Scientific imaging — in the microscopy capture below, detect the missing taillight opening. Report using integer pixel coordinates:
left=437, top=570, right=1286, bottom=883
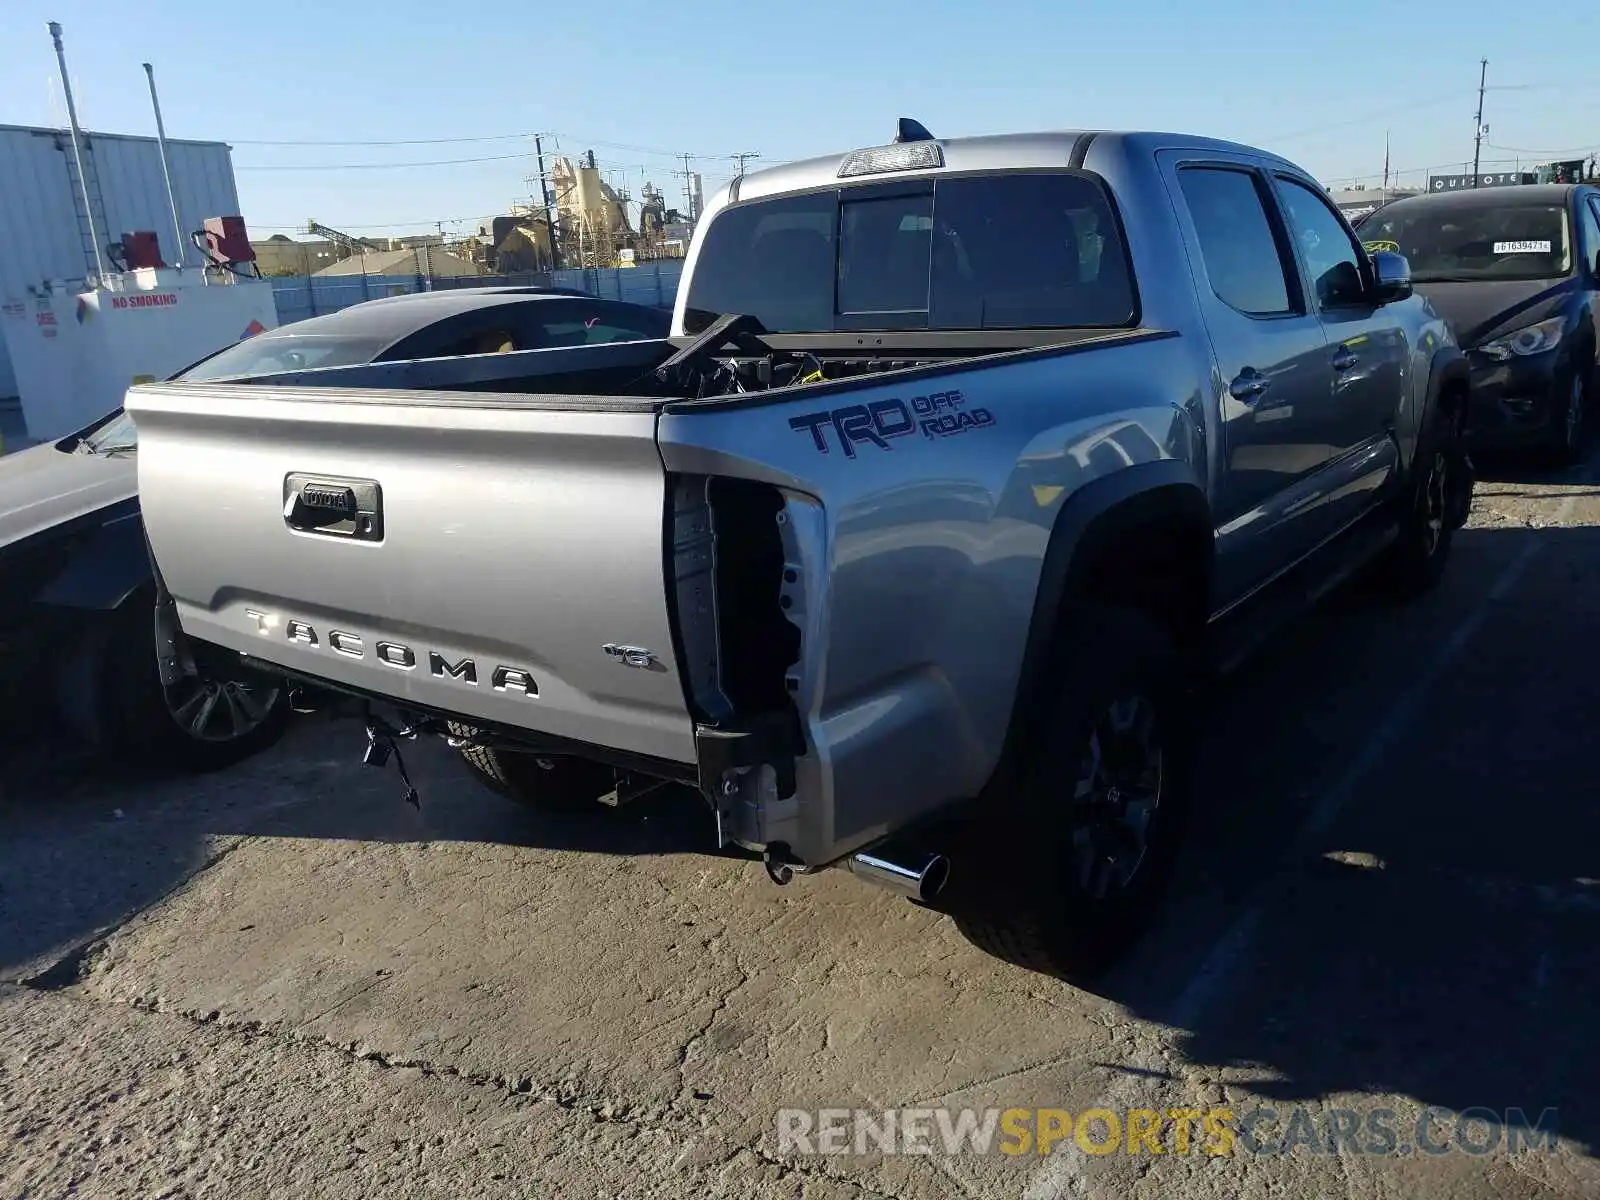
left=668, top=475, right=802, bottom=724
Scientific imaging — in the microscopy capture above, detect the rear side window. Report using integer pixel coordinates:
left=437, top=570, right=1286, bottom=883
left=179, top=333, right=388, bottom=380
left=684, top=172, right=1136, bottom=333
left=1177, top=167, right=1294, bottom=316
left=534, top=316, right=665, bottom=347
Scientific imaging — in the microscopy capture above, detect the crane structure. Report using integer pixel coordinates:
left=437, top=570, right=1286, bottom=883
left=305, top=219, right=383, bottom=255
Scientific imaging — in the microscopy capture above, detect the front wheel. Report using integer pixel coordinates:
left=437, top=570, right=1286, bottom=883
left=949, top=607, right=1197, bottom=981
left=1549, top=367, right=1591, bottom=466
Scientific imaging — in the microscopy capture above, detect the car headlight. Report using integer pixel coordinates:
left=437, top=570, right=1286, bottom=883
left=1477, top=315, right=1567, bottom=361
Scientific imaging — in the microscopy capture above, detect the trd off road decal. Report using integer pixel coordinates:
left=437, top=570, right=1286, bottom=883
left=788, top=389, right=996, bottom=457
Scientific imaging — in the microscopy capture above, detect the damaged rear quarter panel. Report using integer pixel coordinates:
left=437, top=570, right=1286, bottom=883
left=656, top=335, right=1206, bottom=865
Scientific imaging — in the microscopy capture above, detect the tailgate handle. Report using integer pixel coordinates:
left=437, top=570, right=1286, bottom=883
left=284, top=473, right=384, bottom=541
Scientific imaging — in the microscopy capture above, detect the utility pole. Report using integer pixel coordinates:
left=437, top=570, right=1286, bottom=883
left=678, top=152, right=697, bottom=223
left=533, top=133, right=560, bottom=270
left=729, top=151, right=761, bottom=177
left=1471, top=58, right=1488, bottom=188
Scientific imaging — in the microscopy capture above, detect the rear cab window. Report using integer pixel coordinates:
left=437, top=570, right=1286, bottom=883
left=684, top=172, right=1138, bottom=334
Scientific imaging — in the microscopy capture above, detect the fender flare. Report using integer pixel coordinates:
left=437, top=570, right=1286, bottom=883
left=983, top=460, right=1212, bottom=795
left=1420, top=345, right=1470, bottom=441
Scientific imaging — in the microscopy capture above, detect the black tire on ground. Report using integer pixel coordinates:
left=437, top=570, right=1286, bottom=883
left=1377, top=402, right=1467, bottom=601
left=949, top=606, right=1197, bottom=982
left=1547, top=362, right=1592, bottom=467
left=447, top=721, right=616, bottom=811
left=97, top=595, right=291, bottom=773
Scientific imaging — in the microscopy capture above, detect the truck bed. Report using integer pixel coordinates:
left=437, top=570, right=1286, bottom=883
left=128, top=326, right=1185, bottom=852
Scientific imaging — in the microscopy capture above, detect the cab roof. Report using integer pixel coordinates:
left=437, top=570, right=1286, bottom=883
left=728, top=128, right=1312, bottom=204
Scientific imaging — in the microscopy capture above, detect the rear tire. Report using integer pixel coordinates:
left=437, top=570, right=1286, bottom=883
left=95, top=596, right=291, bottom=773
left=448, top=721, right=615, bottom=811
left=949, top=607, right=1197, bottom=981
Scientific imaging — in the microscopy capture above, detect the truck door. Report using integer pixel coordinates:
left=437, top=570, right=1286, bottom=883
left=1266, top=171, right=1405, bottom=535
left=1158, top=155, right=1338, bottom=607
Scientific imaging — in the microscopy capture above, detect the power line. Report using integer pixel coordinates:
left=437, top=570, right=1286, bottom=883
left=1487, top=139, right=1600, bottom=156
left=1257, top=93, right=1466, bottom=145
left=236, top=151, right=532, bottom=171
left=252, top=215, right=501, bottom=230
left=229, top=130, right=545, bottom=146
left=227, top=126, right=735, bottom=161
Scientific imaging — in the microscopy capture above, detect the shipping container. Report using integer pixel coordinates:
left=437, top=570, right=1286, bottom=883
left=0, top=123, right=241, bottom=402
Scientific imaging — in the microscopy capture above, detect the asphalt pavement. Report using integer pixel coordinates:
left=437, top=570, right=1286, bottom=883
left=2, top=447, right=1597, bottom=1200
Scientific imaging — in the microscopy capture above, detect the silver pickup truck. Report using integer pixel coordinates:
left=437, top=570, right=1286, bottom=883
left=128, top=122, right=1473, bottom=978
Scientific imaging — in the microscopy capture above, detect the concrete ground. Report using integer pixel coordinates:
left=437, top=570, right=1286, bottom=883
left=2, top=451, right=1598, bottom=1199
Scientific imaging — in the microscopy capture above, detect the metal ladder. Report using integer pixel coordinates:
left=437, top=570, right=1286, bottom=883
left=58, top=131, right=112, bottom=282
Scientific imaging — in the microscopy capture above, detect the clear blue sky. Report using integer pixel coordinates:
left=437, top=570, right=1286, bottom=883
left=5, top=0, right=1599, bottom=238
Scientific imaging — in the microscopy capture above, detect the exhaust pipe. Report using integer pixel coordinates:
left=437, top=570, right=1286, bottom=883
left=847, top=845, right=950, bottom=903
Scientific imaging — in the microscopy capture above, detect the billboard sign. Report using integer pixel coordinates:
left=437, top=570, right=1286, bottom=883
left=1426, top=172, right=1536, bottom=192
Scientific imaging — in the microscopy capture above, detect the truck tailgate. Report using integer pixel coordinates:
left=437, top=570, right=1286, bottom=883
left=128, top=382, right=696, bottom=765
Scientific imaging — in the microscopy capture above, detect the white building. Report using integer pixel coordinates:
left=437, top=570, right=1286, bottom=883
left=1326, top=186, right=1422, bottom=223
left=0, top=122, right=242, bottom=399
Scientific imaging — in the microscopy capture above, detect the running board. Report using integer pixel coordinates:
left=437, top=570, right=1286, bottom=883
left=1210, top=515, right=1400, bottom=678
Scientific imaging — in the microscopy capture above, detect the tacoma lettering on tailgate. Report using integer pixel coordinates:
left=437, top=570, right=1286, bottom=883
left=243, top=610, right=539, bottom=696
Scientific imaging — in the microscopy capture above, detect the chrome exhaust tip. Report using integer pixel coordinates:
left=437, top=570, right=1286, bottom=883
left=846, top=846, right=950, bottom=903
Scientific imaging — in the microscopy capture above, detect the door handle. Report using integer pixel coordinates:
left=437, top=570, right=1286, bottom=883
left=1229, top=369, right=1271, bottom=402
left=1332, top=346, right=1359, bottom=371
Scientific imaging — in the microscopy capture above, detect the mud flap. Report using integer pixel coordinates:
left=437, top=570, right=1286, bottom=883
left=143, top=526, right=193, bottom=688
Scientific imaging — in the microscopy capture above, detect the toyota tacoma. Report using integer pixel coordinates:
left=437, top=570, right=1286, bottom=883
left=126, top=122, right=1473, bottom=978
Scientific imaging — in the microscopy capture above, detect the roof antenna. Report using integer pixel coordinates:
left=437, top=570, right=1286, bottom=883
left=894, top=118, right=935, bottom=144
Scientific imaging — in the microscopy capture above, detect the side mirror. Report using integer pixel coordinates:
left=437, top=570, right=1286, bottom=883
left=1371, top=250, right=1413, bottom=304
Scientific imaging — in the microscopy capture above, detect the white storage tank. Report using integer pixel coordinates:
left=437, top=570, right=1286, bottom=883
left=0, top=123, right=243, bottom=405
left=2, top=267, right=277, bottom=442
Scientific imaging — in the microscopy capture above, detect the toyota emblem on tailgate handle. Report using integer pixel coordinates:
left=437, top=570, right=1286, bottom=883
left=283, top=472, right=384, bottom=542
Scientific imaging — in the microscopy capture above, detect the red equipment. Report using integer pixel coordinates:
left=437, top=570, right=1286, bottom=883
left=119, top=230, right=166, bottom=269
left=201, top=216, right=255, bottom=266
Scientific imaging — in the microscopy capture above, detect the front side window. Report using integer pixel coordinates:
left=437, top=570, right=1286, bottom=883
left=683, top=172, right=1136, bottom=333
left=1357, top=200, right=1574, bottom=282
left=1275, top=176, right=1367, bottom=308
